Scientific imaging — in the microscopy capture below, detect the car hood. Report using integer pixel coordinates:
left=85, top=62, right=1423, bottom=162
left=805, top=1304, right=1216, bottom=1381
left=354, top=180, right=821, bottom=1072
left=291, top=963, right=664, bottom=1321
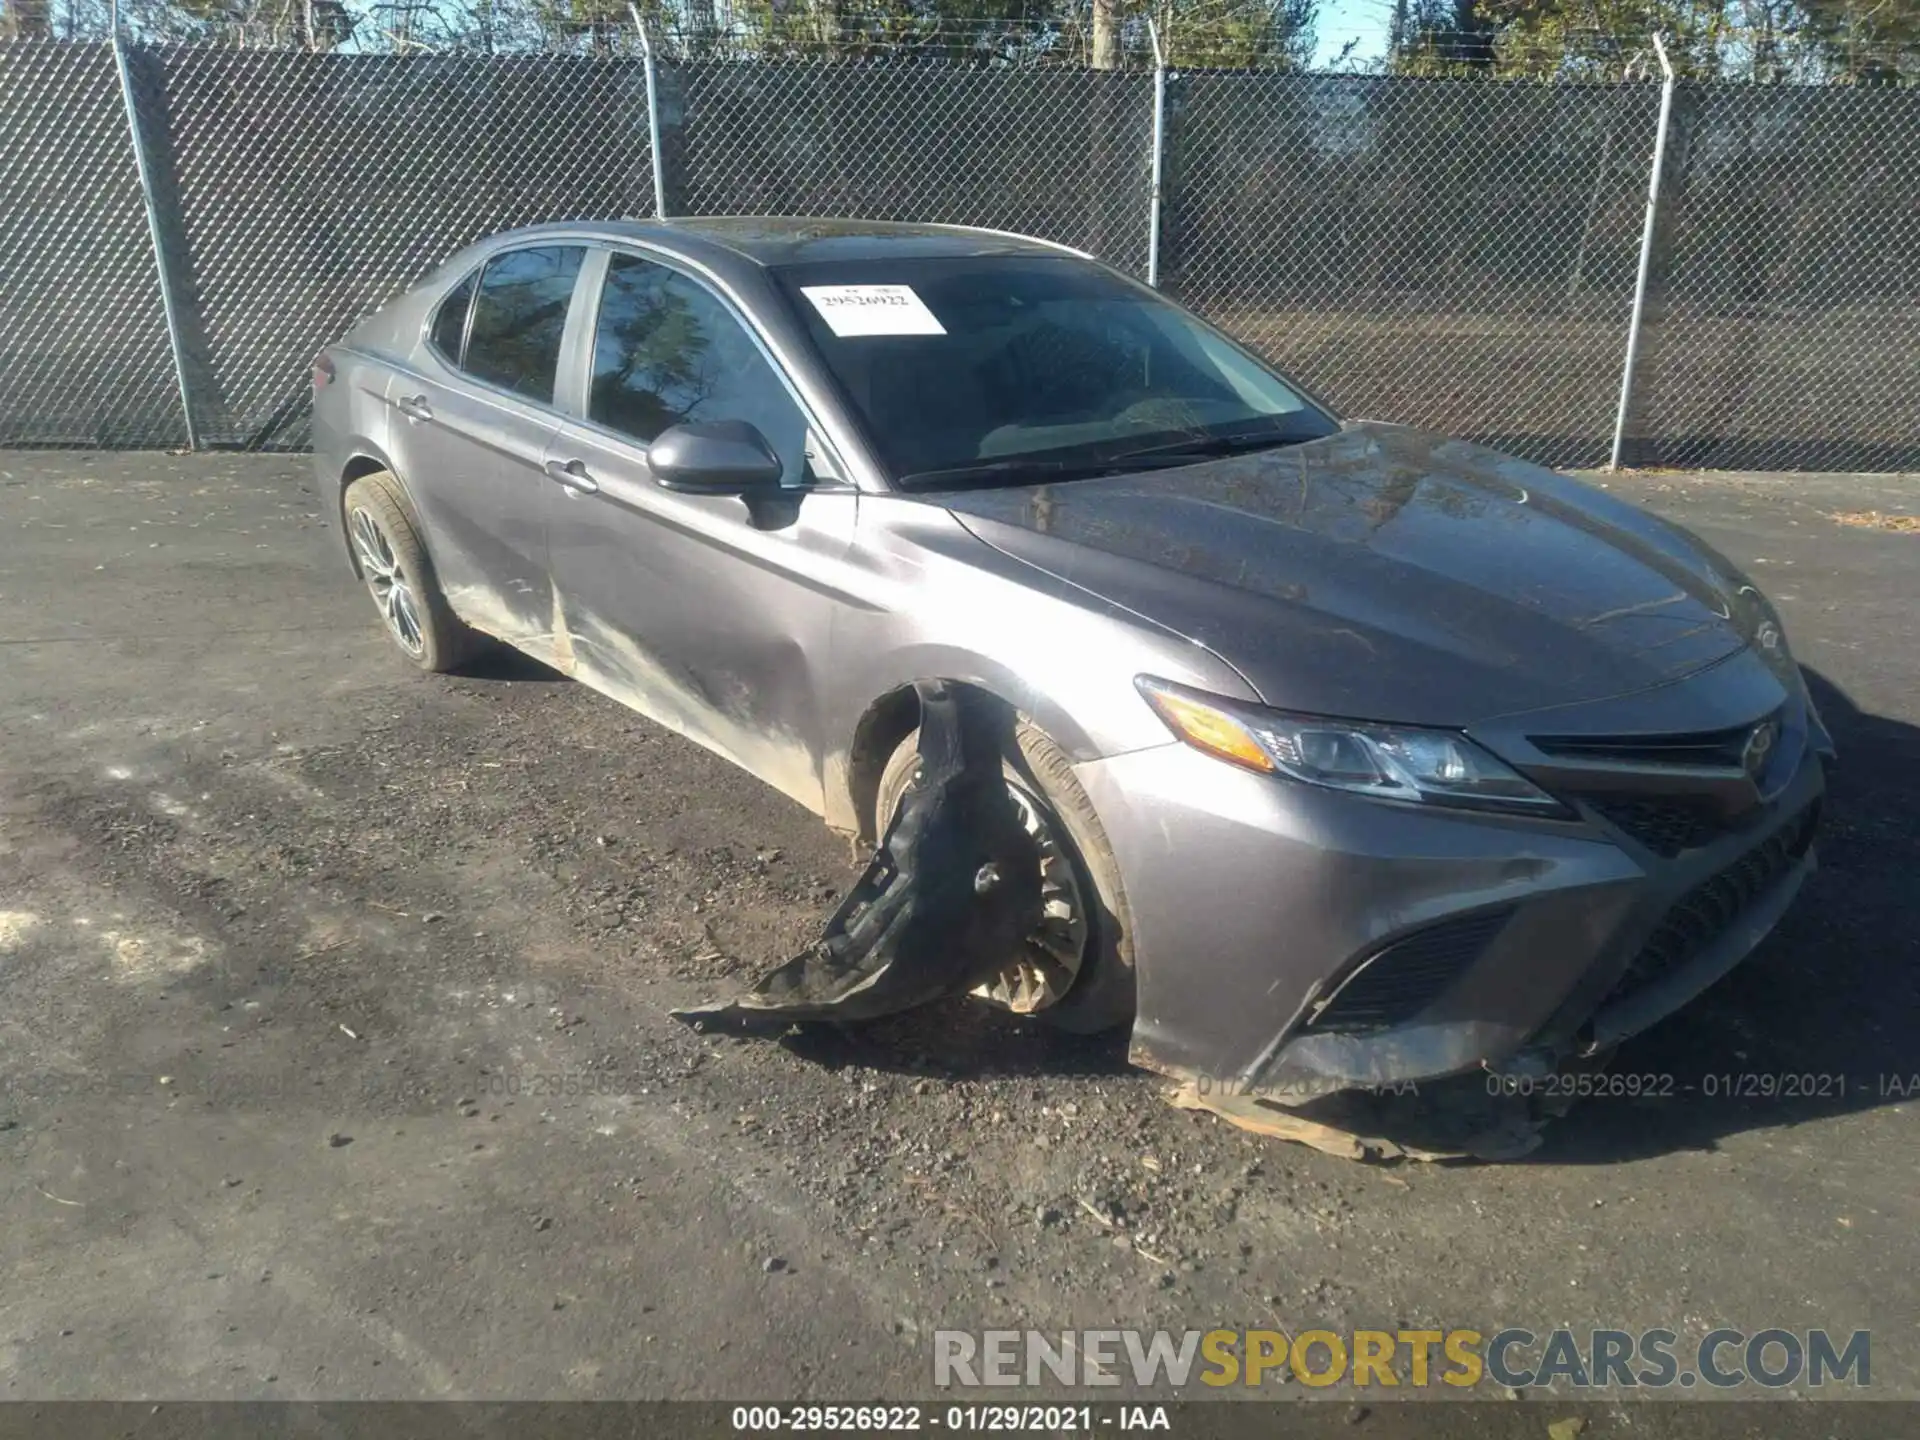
left=936, top=421, right=1764, bottom=726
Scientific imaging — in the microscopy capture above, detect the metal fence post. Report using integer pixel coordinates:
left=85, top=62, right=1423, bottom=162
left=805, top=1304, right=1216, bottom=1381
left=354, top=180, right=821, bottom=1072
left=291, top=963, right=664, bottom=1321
left=1145, top=20, right=1168, bottom=288
left=111, top=0, right=199, bottom=449
left=630, top=5, right=669, bottom=219
left=1608, top=32, right=1675, bottom=472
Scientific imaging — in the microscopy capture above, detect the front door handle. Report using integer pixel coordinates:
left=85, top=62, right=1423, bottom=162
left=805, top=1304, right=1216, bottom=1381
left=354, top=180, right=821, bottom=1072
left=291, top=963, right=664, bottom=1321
left=396, top=394, right=432, bottom=423
left=544, top=457, right=599, bottom=495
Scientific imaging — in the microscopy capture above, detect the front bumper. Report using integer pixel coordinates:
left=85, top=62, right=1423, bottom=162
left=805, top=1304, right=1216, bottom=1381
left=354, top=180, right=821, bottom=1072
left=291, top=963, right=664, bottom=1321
left=1076, top=690, right=1827, bottom=1098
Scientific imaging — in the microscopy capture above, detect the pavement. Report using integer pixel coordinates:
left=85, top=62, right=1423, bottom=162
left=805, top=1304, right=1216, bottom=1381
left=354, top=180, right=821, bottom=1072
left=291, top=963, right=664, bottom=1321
left=1, top=452, right=1917, bottom=1415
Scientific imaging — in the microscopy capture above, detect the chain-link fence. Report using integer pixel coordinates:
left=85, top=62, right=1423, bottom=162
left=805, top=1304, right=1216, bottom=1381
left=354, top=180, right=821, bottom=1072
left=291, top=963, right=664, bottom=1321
left=0, top=41, right=184, bottom=446
left=127, top=48, right=656, bottom=446
left=1163, top=74, right=1661, bottom=464
left=1635, top=82, right=1920, bottom=471
left=666, top=64, right=1154, bottom=271
left=0, top=28, right=1915, bottom=470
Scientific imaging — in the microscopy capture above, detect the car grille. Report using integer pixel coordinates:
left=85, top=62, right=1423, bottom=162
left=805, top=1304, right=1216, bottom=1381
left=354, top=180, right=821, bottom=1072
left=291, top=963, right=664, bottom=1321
left=1541, top=710, right=1794, bottom=856
left=1307, top=907, right=1515, bottom=1036
left=1531, top=722, right=1763, bottom=769
left=1579, top=794, right=1730, bottom=857
left=1607, top=801, right=1820, bottom=1003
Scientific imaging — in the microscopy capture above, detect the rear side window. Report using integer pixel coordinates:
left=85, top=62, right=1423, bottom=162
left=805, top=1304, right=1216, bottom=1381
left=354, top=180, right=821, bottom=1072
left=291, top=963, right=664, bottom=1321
left=428, top=270, right=476, bottom=362
left=462, top=246, right=586, bottom=404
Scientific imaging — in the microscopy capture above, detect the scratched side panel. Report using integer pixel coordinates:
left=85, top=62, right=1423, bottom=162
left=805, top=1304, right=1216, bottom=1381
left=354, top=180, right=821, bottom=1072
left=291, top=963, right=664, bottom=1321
left=544, top=422, right=873, bottom=818
left=816, top=496, right=1260, bottom=832
left=380, top=361, right=563, bottom=663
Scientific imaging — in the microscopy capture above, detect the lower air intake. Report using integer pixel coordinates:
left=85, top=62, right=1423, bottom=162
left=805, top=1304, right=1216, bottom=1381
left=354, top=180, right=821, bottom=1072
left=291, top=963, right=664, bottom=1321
left=1607, top=800, right=1821, bottom=1005
left=1306, top=907, right=1516, bottom=1036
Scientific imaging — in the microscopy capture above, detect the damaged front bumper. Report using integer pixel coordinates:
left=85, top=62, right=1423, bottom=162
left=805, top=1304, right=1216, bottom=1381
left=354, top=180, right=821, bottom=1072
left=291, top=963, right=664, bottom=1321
left=1076, top=707, right=1827, bottom=1100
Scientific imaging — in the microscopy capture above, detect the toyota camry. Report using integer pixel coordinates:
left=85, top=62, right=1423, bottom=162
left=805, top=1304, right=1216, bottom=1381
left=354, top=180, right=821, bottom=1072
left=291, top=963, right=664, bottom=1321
left=310, top=218, right=1831, bottom=1097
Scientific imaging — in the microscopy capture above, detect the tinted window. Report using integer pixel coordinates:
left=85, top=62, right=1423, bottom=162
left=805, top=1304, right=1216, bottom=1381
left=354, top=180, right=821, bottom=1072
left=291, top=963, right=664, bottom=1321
left=770, top=254, right=1336, bottom=485
left=428, top=270, right=475, bottom=362
left=463, top=246, right=585, bottom=403
left=590, top=252, right=807, bottom=481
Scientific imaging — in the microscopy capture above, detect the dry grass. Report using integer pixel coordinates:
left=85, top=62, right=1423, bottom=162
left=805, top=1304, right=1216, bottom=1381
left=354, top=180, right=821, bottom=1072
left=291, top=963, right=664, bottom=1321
left=1829, top=510, right=1920, bottom=533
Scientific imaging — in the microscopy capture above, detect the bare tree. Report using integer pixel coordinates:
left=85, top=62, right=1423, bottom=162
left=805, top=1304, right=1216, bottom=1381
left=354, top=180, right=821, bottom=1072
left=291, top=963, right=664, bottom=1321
left=1091, top=0, right=1120, bottom=67
left=2, top=0, right=55, bottom=36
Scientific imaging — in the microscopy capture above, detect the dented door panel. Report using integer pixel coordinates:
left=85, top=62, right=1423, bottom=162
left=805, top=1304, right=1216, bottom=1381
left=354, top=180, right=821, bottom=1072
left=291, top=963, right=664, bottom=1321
left=383, top=363, right=562, bottom=660
left=542, top=420, right=868, bottom=815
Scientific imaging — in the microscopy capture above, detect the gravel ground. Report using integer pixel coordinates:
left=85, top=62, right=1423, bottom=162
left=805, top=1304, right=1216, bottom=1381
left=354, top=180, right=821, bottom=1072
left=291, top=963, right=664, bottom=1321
left=1, top=452, right=1917, bottom=1413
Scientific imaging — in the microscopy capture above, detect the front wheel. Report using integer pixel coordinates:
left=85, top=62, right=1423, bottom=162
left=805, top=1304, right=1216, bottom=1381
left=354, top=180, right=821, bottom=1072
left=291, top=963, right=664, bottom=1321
left=873, top=716, right=1134, bottom=1032
left=343, top=471, right=481, bottom=673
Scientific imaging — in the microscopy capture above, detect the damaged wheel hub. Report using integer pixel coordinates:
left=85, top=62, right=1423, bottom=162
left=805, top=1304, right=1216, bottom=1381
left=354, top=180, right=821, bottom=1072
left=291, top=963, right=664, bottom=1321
left=874, top=757, right=1090, bottom=1016
left=970, top=783, right=1088, bottom=1013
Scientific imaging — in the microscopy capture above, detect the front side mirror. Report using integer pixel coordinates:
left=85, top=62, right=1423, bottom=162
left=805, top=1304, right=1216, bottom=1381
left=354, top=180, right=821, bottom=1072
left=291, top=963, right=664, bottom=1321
left=646, top=420, right=784, bottom=496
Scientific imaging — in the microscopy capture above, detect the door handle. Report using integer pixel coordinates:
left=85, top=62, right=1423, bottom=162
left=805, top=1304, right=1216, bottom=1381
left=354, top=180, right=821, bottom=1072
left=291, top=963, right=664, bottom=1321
left=396, top=394, right=433, bottom=423
left=544, top=457, right=599, bottom=495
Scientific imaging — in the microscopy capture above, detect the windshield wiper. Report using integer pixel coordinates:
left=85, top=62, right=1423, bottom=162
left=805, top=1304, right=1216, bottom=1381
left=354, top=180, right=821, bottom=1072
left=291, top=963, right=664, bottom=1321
left=896, top=455, right=1137, bottom=488
left=899, top=428, right=1312, bottom=490
left=1100, top=428, right=1312, bottom=466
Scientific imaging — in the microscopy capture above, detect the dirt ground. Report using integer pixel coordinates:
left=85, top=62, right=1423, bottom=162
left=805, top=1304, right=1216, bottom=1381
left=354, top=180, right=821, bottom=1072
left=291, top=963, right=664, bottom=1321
left=2, top=453, right=1917, bottom=1410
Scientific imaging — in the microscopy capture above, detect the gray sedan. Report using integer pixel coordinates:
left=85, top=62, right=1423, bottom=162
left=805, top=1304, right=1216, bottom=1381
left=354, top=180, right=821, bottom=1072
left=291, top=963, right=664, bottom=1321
left=311, top=217, right=1831, bottom=1097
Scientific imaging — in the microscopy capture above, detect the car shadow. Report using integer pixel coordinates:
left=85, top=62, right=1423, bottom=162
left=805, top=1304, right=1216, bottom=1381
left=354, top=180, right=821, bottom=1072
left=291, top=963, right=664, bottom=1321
left=1530, top=666, right=1920, bottom=1163
left=452, top=641, right=571, bottom=684
left=769, top=996, right=1138, bottom=1082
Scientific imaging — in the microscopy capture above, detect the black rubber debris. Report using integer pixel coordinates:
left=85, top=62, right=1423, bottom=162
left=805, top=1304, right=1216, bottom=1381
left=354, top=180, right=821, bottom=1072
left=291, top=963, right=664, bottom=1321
left=672, top=680, right=1042, bottom=1032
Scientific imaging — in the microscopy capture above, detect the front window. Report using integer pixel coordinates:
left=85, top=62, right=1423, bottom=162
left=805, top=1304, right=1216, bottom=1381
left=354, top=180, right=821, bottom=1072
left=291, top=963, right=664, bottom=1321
left=589, top=251, right=809, bottom=482
left=770, top=254, right=1337, bottom=487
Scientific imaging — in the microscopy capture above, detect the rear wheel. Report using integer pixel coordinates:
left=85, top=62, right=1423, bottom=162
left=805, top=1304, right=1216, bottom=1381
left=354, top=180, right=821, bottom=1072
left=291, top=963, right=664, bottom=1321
left=873, top=716, right=1134, bottom=1031
left=343, top=471, right=480, bottom=673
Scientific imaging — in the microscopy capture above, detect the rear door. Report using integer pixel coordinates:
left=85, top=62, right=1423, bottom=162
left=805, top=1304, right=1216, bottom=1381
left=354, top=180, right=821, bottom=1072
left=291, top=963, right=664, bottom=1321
left=386, top=244, right=589, bottom=665
left=542, top=246, right=863, bottom=814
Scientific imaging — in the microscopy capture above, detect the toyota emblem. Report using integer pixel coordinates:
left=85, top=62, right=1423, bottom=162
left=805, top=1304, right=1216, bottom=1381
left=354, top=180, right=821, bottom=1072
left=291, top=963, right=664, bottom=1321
left=1742, top=720, right=1777, bottom=778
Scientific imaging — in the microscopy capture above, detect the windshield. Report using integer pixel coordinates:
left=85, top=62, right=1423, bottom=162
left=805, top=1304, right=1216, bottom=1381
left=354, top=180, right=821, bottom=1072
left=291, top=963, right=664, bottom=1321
left=769, top=254, right=1339, bottom=487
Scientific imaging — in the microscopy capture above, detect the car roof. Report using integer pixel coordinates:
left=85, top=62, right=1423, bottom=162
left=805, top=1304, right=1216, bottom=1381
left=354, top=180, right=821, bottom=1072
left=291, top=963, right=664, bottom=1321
left=473, top=216, right=1091, bottom=271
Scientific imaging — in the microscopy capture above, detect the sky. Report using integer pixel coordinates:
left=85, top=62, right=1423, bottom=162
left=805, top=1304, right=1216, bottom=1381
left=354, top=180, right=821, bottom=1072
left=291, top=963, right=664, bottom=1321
left=1310, top=0, right=1395, bottom=67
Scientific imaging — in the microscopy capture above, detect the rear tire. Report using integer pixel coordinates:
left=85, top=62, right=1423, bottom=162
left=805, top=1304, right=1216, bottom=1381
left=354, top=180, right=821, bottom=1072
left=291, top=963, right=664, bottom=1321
left=343, top=470, right=481, bottom=674
left=874, top=716, right=1135, bottom=1032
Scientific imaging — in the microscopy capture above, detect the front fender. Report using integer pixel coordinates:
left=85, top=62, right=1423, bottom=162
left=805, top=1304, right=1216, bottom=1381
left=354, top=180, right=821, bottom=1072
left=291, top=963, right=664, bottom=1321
left=818, top=508, right=1258, bottom=835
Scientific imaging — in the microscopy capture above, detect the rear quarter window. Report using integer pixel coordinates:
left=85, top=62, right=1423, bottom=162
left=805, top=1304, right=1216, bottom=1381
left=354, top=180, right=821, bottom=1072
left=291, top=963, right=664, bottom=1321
left=428, top=270, right=476, bottom=363
left=461, top=246, right=586, bottom=404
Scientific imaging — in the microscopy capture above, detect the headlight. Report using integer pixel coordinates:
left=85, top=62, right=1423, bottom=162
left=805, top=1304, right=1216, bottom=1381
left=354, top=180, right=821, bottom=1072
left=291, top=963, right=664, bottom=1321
left=1136, top=678, right=1568, bottom=816
left=1734, top=584, right=1806, bottom=694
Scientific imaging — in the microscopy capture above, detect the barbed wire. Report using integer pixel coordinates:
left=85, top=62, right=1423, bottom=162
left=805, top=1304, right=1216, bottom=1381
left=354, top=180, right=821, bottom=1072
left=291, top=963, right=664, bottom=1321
left=0, top=0, right=1915, bottom=81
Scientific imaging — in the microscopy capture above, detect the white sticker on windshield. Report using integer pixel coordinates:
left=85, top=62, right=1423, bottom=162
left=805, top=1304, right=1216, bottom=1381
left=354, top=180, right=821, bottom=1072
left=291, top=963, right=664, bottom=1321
left=800, top=284, right=946, bottom=338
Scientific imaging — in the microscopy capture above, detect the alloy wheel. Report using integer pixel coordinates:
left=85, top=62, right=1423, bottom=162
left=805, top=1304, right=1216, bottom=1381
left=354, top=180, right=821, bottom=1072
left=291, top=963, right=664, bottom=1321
left=349, top=506, right=425, bottom=657
left=975, top=780, right=1092, bottom=1013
